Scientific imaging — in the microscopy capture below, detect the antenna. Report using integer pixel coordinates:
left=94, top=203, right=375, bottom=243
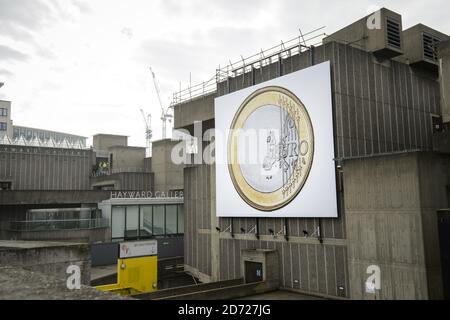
left=149, top=67, right=173, bottom=139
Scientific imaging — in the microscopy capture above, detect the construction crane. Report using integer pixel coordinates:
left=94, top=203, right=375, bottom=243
left=149, top=67, right=173, bottom=139
left=140, top=109, right=152, bottom=157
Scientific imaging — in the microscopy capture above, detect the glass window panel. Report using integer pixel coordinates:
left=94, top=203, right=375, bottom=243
left=140, top=205, right=153, bottom=237
left=126, top=206, right=139, bottom=238
left=166, top=205, right=177, bottom=235
left=177, top=205, right=184, bottom=235
left=112, top=206, right=125, bottom=239
left=153, top=205, right=165, bottom=236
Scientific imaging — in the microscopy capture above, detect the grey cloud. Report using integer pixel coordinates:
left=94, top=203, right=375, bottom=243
left=158, top=0, right=273, bottom=21
left=0, top=0, right=53, bottom=32
left=0, top=0, right=90, bottom=42
left=70, top=0, right=91, bottom=14
left=135, top=39, right=212, bottom=94
left=36, top=47, right=57, bottom=60
left=0, top=69, right=13, bottom=78
left=0, top=45, right=29, bottom=62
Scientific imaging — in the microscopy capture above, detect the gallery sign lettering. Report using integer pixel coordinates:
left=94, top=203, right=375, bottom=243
left=110, top=190, right=184, bottom=199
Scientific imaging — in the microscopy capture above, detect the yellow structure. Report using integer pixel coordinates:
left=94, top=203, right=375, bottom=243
left=96, top=241, right=158, bottom=296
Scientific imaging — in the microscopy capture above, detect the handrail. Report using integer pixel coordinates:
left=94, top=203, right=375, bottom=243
left=2, top=218, right=110, bottom=232
left=170, top=27, right=327, bottom=106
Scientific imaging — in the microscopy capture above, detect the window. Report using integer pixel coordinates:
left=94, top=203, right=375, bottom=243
left=0, top=122, right=6, bottom=131
left=0, top=181, right=12, bottom=190
left=111, top=204, right=184, bottom=240
left=432, top=114, right=442, bottom=133
left=177, top=205, right=184, bottom=234
left=111, top=206, right=126, bottom=240
left=125, top=206, right=139, bottom=239
left=153, top=205, right=165, bottom=236
left=0, top=108, right=7, bottom=117
left=140, top=206, right=153, bottom=237
left=166, top=205, right=178, bottom=235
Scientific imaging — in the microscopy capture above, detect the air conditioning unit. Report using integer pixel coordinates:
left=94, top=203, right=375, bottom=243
left=401, top=24, right=450, bottom=71
left=323, top=8, right=403, bottom=59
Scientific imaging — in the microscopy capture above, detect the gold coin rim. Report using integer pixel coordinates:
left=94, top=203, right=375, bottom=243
left=227, top=86, right=315, bottom=212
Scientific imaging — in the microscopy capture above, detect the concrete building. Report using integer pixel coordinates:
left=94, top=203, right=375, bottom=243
left=0, top=100, right=13, bottom=140
left=172, top=8, right=450, bottom=299
left=0, top=144, right=93, bottom=191
left=151, top=139, right=184, bottom=194
left=90, top=134, right=154, bottom=191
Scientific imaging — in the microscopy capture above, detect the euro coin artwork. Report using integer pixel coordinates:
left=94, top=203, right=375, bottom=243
left=228, top=86, right=314, bottom=211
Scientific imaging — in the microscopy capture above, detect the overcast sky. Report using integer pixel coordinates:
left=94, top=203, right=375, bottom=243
left=0, top=0, right=449, bottom=147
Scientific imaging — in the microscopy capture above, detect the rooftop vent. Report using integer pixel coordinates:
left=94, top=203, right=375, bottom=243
left=423, top=32, right=440, bottom=61
left=401, top=24, right=449, bottom=71
left=387, top=19, right=402, bottom=49
left=323, top=8, right=403, bottom=59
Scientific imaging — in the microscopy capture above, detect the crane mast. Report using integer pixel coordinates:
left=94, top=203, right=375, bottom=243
left=149, top=67, right=173, bottom=139
left=140, top=108, right=152, bottom=157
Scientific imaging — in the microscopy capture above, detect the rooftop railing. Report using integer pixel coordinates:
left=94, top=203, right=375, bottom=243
left=170, top=27, right=327, bottom=106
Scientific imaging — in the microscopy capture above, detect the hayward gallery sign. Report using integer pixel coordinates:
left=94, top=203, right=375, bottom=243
left=110, top=190, right=184, bottom=200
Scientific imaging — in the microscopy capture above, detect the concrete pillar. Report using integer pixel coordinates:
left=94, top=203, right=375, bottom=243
left=210, top=163, right=220, bottom=281
left=438, top=40, right=450, bottom=124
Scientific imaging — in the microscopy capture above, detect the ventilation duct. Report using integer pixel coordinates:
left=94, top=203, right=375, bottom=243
left=323, top=8, right=403, bottom=59
left=401, top=24, right=449, bottom=71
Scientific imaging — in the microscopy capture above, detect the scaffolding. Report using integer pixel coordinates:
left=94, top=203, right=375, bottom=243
left=170, top=27, right=327, bottom=106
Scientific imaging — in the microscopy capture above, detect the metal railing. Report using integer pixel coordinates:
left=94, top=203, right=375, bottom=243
left=170, top=27, right=327, bottom=106
left=2, top=218, right=110, bottom=232
left=91, top=167, right=152, bottom=177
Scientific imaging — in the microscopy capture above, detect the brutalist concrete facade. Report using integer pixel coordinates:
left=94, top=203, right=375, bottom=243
left=174, top=9, right=450, bottom=299
left=344, top=152, right=450, bottom=299
left=0, top=144, right=93, bottom=190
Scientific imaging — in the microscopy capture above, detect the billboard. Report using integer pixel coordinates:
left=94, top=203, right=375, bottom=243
left=215, top=61, right=337, bottom=218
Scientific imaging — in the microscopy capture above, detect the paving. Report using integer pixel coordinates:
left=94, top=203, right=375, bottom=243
left=90, top=264, right=117, bottom=282
left=237, top=290, right=325, bottom=300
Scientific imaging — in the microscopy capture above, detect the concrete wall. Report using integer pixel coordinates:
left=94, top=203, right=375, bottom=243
left=151, top=139, right=184, bottom=193
left=439, top=40, right=450, bottom=123
left=0, top=100, right=12, bottom=140
left=174, top=93, right=216, bottom=129
left=0, top=190, right=110, bottom=205
left=90, top=172, right=154, bottom=191
left=93, top=134, right=127, bottom=151
left=109, top=146, right=146, bottom=171
left=0, top=241, right=91, bottom=285
left=218, top=41, right=441, bottom=158
left=0, top=144, right=93, bottom=190
left=343, top=152, right=449, bottom=299
left=3, top=227, right=110, bottom=243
